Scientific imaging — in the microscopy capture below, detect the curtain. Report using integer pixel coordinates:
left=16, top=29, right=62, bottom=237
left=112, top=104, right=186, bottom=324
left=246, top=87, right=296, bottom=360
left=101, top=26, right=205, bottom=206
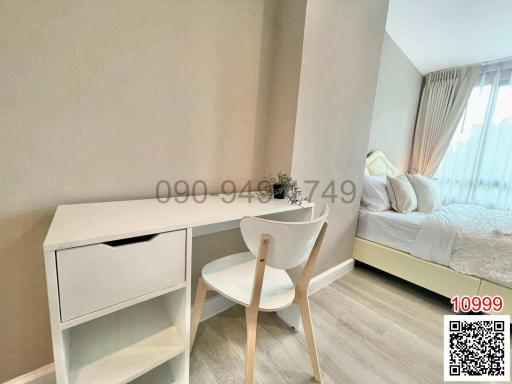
left=410, top=65, right=480, bottom=177
left=434, top=61, right=512, bottom=210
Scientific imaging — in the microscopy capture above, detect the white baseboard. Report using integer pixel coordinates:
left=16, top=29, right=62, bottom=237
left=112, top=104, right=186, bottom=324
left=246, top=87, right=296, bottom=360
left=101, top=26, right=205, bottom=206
left=199, top=294, right=236, bottom=322
left=277, top=258, right=355, bottom=329
left=3, top=364, right=55, bottom=384
left=5, top=259, right=355, bottom=384
left=309, top=258, right=355, bottom=294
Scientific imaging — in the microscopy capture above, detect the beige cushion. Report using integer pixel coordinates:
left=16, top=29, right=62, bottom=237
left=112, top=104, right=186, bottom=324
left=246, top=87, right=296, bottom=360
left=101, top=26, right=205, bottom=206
left=407, top=174, right=441, bottom=213
left=386, top=175, right=418, bottom=213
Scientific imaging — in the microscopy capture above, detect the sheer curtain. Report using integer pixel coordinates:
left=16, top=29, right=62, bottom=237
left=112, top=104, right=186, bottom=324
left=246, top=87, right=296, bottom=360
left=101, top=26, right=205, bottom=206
left=434, top=60, right=512, bottom=210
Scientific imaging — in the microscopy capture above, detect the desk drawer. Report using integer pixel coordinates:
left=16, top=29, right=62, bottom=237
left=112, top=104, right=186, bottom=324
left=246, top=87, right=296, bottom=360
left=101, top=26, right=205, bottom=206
left=57, top=230, right=186, bottom=322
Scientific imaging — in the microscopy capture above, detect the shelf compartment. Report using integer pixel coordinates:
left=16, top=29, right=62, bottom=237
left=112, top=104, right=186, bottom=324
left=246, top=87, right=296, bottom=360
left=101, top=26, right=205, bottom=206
left=130, top=358, right=183, bottom=384
left=60, top=282, right=187, bottom=330
left=70, top=326, right=183, bottom=384
left=67, top=290, right=188, bottom=384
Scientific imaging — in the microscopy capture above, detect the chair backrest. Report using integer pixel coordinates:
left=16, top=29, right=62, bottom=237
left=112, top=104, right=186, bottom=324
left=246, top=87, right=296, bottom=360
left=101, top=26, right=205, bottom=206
left=240, top=205, right=329, bottom=270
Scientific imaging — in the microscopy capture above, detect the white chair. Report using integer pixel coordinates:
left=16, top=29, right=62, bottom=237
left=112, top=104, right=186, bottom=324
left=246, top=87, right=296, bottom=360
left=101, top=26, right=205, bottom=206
left=190, top=205, right=329, bottom=383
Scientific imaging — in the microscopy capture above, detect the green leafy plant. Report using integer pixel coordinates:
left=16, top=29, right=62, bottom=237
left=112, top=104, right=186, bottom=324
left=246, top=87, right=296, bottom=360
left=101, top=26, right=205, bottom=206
left=259, top=172, right=307, bottom=206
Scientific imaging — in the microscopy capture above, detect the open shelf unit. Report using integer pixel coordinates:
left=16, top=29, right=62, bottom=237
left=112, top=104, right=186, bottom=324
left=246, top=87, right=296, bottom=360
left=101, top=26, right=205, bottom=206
left=61, top=288, right=189, bottom=384
left=69, top=326, right=183, bottom=384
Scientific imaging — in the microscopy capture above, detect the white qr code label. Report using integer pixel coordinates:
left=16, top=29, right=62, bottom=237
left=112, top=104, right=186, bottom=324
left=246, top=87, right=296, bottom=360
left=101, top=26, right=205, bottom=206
left=444, top=315, right=510, bottom=381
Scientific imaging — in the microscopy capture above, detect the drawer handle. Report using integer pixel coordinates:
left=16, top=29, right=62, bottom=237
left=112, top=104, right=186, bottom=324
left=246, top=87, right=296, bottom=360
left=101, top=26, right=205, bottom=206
left=104, top=234, right=157, bottom=247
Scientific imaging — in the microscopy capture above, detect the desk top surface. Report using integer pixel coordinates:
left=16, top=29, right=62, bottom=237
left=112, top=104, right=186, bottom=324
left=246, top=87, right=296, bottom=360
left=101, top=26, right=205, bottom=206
left=43, top=194, right=314, bottom=252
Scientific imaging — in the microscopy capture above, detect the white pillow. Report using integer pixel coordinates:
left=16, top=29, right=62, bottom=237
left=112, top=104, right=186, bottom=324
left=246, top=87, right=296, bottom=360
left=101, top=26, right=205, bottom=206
left=361, top=175, right=391, bottom=211
left=386, top=174, right=417, bottom=213
left=407, top=174, right=441, bottom=213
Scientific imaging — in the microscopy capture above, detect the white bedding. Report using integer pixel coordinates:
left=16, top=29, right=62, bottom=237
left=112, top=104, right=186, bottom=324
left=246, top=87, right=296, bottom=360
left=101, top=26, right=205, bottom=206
left=358, top=205, right=512, bottom=288
left=411, top=204, right=478, bottom=266
left=414, top=205, right=512, bottom=288
left=357, top=208, right=427, bottom=253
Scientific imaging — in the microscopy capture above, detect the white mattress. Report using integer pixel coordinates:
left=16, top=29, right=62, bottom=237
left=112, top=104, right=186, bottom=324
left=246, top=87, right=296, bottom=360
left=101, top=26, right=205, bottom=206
left=357, top=205, right=512, bottom=289
left=356, top=208, right=428, bottom=253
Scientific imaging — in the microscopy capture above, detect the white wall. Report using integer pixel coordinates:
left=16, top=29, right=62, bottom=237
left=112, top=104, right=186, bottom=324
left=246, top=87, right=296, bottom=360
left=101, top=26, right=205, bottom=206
left=368, top=32, right=423, bottom=171
left=291, top=0, right=389, bottom=273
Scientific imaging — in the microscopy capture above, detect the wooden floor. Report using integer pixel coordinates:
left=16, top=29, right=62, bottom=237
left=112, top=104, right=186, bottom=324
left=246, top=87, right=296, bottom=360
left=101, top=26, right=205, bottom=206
left=190, top=265, right=510, bottom=384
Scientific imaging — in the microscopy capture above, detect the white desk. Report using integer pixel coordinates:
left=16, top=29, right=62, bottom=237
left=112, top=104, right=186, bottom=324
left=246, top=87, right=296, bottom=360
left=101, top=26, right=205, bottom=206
left=43, top=194, right=313, bottom=384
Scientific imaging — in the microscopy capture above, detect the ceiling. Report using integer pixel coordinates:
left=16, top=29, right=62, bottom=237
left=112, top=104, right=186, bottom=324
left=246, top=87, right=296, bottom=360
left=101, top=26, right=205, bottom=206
left=386, top=0, right=512, bottom=74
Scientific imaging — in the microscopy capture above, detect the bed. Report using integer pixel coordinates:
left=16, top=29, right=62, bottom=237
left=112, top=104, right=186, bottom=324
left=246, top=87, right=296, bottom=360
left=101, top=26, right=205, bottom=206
left=354, top=151, right=512, bottom=315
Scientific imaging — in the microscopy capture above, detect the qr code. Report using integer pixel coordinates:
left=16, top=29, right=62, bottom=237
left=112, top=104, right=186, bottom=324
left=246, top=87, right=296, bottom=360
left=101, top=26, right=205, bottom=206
left=444, top=315, right=510, bottom=381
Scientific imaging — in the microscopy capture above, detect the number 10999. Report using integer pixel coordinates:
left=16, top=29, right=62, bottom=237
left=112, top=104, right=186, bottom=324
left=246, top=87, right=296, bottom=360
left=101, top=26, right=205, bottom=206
left=451, top=295, right=504, bottom=313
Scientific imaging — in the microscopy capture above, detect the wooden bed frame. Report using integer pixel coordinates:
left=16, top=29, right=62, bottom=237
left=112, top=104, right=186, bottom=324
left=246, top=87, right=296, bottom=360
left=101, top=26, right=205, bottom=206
left=354, top=151, right=512, bottom=315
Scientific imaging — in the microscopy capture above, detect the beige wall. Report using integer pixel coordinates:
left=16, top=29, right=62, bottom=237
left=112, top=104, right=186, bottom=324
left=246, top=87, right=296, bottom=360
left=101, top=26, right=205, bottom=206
left=0, top=0, right=305, bottom=381
left=368, top=33, right=423, bottom=171
left=291, top=0, right=389, bottom=273
left=263, top=0, right=307, bottom=176
left=0, top=0, right=390, bottom=380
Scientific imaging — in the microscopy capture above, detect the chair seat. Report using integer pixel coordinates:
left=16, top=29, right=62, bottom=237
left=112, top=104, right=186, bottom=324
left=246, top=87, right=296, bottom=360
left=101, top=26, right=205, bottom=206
left=201, top=252, right=296, bottom=311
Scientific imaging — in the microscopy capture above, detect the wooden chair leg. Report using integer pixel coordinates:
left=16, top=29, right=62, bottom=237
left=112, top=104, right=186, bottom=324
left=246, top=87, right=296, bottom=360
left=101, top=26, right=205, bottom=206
left=191, top=277, right=208, bottom=349
left=245, top=306, right=259, bottom=384
left=298, top=297, right=321, bottom=382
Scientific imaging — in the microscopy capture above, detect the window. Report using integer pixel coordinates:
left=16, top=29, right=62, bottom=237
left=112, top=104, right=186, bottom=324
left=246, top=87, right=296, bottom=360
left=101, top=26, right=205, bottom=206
left=434, top=65, right=512, bottom=210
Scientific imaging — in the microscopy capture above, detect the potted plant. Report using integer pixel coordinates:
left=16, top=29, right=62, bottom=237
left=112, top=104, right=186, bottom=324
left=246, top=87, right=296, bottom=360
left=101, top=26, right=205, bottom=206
left=261, top=172, right=306, bottom=206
